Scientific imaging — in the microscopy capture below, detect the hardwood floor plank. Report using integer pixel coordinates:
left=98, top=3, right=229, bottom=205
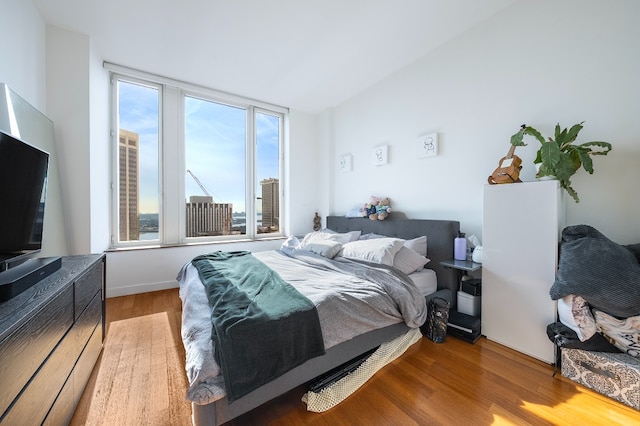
left=72, top=289, right=640, bottom=425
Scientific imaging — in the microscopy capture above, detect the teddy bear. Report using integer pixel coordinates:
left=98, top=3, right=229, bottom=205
left=364, top=196, right=380, bottom=219
left=365, top=196, right=391, bottom=220
left=374, top=197, right=391, bottom=220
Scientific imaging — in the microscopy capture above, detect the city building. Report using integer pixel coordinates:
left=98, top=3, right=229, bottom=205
left=118, top=129, right=139, bottom=241
left=185, top=196, right=233, bottom=237
left=260, top=178, right=279, bottom=231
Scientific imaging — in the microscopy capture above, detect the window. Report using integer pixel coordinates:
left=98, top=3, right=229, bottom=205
left=110, top=66, right=285, bottom=248
left=115, top=79, right=161, bottom=244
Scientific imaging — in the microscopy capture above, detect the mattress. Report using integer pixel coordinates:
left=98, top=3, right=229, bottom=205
left=409, top=268, right=437, bottom=296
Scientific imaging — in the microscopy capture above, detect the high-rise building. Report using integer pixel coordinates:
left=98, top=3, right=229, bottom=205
left=260, top=178, right=279, bottom=230
left=185, top=196, right=233, bottom=237
left=119, top=129, right=139, bottom=241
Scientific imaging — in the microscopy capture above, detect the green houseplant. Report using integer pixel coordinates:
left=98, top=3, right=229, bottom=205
left=510, top=122, right=612, bottom=203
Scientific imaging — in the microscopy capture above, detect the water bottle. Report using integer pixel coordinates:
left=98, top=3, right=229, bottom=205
left=454, top=232, right=467, bottom=261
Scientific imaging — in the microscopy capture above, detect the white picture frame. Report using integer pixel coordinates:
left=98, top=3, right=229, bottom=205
left=339, top=154, right=352, bottom=173
left=415, top=133, right=438, bottom=158
left=373, top=145, right=388, bottom=166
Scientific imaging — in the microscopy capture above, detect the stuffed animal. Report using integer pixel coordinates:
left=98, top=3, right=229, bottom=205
left=365, top=196, right=391, bottom=220
left=365, top=196, right=380, bottom=220
left=375, top=197, right=391, bottom=220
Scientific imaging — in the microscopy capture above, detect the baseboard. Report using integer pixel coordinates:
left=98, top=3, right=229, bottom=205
left=106, top=280, right=178, bottom=298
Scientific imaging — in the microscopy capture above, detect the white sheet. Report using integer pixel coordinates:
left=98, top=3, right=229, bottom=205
left=409, top=268, right=437, bottom=296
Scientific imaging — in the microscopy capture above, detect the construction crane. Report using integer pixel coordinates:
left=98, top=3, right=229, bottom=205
left=186, top=169, right=211, bottom=197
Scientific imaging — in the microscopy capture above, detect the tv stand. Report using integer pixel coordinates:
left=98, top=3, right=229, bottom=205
left=0, top=257, right=62, bottom=302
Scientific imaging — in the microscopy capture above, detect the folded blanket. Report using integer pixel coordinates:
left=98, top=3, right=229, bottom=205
left=192, top=251, right=325, bottom=402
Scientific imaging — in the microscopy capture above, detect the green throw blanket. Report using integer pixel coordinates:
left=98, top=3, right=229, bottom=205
left=192, top=251, right=325, bottom=402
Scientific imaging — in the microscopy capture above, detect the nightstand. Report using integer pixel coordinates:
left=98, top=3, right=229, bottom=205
left=439, top=259, right=482, bottom=290
left=440, top=259, right=482, bottom=343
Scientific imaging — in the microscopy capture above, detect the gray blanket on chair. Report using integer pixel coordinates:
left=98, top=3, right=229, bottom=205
left=192, top=251, right=325, bottom=402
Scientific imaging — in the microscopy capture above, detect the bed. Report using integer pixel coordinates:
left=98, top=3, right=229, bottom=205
left=178, top=215, right=460, bottom=425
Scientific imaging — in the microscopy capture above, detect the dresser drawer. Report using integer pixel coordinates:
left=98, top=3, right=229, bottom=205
left=0, top=286, right=73, bottom=417
left=43, top=373, right=74, bottom=426
left=74, top=322, right=103, bottom=404
left=74, top=261, right=103, bottom=320
left=1, top=321, right=76, bottom=425
left=74, top=290, right=102, bottom=359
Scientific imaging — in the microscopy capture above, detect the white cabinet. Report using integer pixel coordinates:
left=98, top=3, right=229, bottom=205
left=482, top=180, right=564, bottom=363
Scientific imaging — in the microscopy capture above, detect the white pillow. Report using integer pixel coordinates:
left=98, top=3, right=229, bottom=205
left=358, top=234, right=428, bottom=258
left=339, top=238, right=404, bottom=266
left=301, top=239, right=343, bottom=259
left=393, top=246, right=430, bottom=275
left=404, top=236, right=427, bottom=257
left=321, top=228, right=362, bottom=242
left=281, top=235, right=300, bottom=249
left=358, top=233, right=385, bottom=240
left=557, top=294, right=597, bottom=341
left=299, top=231, right=352, bottom=248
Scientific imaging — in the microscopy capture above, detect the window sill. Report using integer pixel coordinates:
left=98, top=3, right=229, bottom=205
left=106, top=235, right=287, bottom=253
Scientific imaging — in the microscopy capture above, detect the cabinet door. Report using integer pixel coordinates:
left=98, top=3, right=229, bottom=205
left=482, top=181, right=563, bottom=363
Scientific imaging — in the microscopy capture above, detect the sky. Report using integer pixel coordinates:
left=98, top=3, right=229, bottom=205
left=118, top=80, right=280, bottom=214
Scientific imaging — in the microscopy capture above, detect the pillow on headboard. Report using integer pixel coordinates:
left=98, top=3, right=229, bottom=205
left=339, top=238, right=404, bottom=266
left=393, top=246, right=430, bottom=275
left=322, top=228, right=361, bottom=242
left=359, top=234, right=428, bottom=257
left=404, top=236, right=427, bottom=257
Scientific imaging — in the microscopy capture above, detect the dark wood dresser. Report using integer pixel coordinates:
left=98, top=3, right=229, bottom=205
left=0, top=254, right=105, bottom=425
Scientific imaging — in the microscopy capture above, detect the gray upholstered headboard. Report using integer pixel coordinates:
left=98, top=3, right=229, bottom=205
left=326, top=215, right=460, bottom=300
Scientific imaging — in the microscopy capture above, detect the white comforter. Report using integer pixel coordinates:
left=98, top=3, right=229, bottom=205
left=178, top=249, right=427, bottom=405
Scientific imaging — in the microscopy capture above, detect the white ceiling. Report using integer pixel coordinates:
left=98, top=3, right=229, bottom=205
left=34, top=0, right=516, bottom=114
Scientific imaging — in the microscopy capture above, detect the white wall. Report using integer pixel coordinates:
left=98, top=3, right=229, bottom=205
left=46, top=26, right=94, bottom=255
left=325, top=0, right=640, bottom=245
left=0, top=0, right=46, bottom=110
left=88, top=40, right=111, bottom=254
left=286, top=109, right=322, bottom=234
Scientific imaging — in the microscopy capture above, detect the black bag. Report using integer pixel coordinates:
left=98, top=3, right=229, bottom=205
left=424, top=297, right=450, bottom=343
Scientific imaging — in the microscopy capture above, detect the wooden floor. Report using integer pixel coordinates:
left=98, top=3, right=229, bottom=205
left=72, top=289, right=640, bottom=425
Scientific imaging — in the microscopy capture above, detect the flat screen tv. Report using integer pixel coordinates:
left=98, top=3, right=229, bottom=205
left=0, top=129, right=49, bottom=271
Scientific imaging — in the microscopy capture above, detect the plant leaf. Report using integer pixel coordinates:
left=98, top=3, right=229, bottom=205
left=556, top=128, right=567, bottom=149
left=579, top=140, right=612, bottom=155
left=563, top=183, right=580, bottom=203
left=565, top=122, right=584, bottom=145
left=538, top=142, right=561, bottom=169
left=533, top=149, right=542, bottom=164
left=510, top=129, right=527, bottom=146
left=555, top=153, right=578, bottom=182
left=523, top=126, right=546, bottom=144
left=579, top=149, right=594, bottom=173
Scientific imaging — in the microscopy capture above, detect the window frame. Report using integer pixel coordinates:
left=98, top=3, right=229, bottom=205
left=107, top=63, right=287, bottom=249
